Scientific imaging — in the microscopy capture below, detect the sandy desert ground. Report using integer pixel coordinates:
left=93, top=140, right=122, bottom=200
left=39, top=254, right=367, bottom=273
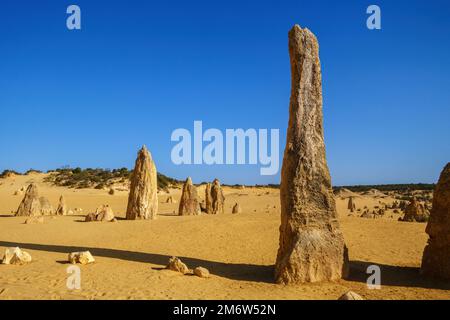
left=0, top=173, right=449, bottom=300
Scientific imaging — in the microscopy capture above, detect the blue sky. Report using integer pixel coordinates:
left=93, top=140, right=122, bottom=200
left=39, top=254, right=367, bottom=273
left=0, top=0, right=449, bottom=185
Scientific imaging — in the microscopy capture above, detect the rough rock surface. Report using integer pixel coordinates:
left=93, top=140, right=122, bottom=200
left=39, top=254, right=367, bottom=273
left=232, top=203, right=242, bottom=214
left=85, top=205, right=116, bottom=222
left=55, top=195, right=68, bottom=216
left=401, top=198, right=429, bottom=223
left=275, top=25, right=349, bottom=284
left=68, top=251, right=95, bottom=265
left=166, top=257, right=190, bottom=274
left=1, top=247, right=32, bottom=265
left=194, top=267, right=210, bottom=278
left=205, top=183, right=213, bottom=214
left=178, top=177, right=201, bottom=216
left=39, top=197, right=54, bottom=215
left=211, top=179, right=225, bottom=215
left=126, top=146, right=158, bottom=220
left=347, top=197, right=356, bottom=212
left=16, top=184, right=54, bottom=216
left=338, top=291, right=364, bottom=300
left=421, top=163, right=450, bottom=279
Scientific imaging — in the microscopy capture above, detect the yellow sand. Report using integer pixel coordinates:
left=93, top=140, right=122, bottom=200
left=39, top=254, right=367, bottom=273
left=0, top=173, right=449, bottom=300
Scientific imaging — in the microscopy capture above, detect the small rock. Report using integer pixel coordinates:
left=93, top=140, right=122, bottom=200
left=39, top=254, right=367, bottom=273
left=1, top=247, right=32, bottom=265
left=84, top=205, right=115, bottom=222
left=84, top=212, right=97, bottom=222
left=232, top=203, right=242, bottom=214
left=166, top=196, right=176, bottom=204
left=194, top=267, right=210, bottom=278
left=338, top=291, right=364, bottom=300
left=68, top=251, right=95, bottom=265
left=166, top=256, right=190, bottom=274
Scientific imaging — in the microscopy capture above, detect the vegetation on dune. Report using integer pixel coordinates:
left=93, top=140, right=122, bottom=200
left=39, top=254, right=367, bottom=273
left=43, top=167, right=180, bottom=191
left=0, top=168, right=436, bottom=195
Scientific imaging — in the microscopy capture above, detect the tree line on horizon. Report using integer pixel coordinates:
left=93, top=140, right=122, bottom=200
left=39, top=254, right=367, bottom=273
left=0, top=168, right=436, bottom=192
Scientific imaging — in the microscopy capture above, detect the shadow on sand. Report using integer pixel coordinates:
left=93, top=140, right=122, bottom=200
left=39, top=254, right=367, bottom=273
left=0, top=240, right=274, bottom=283
left=1, top=239, right=448, bottom=289
left=348, top=260, right=450, bottom=290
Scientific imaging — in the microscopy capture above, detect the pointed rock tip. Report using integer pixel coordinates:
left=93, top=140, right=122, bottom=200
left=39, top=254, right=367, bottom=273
left=138, top=145, right=153, bottom=159
left=289, top=24, right=317, bottom=41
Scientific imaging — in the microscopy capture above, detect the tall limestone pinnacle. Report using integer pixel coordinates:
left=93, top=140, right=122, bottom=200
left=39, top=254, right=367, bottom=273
left=126, top=145, right=158, bottom=220
left=178, top=177, right=201, bottom=216
left=275, top=25, right=349, bottom=284
left=421, top=163, right=450, bottom=279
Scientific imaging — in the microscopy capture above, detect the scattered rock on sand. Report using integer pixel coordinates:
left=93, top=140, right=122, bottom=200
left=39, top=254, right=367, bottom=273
left=178, top=177, right=201, bottom=216
left=108, top=188, right=115, bottom=195
left=126, top=145, right=158, bottom=220
left=68, top=251, right=95, bottom=265
left=275, top=25, right=349, bottom=285
left=421, top=163, right=450, bottom=279
left=232, top=203, right=242, bottom=214
left=84, top=212, right=97, bottom=222
left=338, top=291, right=364, bottom=300
left=194, top=267, right=210, bottom=278
left=1, top=247, right=32, bottom=265
left=85, top=205, right=116, bottom=222
left=211, top=179, right=225, bottom=215
left=166, top=257, right=190, bottom=274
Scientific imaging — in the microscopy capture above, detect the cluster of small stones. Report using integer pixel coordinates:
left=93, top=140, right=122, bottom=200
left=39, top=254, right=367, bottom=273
left=1, top=247, right=32, bottom=265
left=68, top=251, right=95, bottom=265
left=360, top=208, right=385, bottom=219
left=166, top=257, right=210, bottom=278
left=1, top=247, right=96, bottom=266
left=85, top=205, right=116, bottom=222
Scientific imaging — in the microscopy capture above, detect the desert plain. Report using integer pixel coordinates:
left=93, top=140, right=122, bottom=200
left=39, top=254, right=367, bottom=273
left=0, top=172, right=449, bottom=300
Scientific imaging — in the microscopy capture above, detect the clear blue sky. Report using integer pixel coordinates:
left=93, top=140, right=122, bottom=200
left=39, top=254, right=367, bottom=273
left=0, top=0, right=449, bottom=186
